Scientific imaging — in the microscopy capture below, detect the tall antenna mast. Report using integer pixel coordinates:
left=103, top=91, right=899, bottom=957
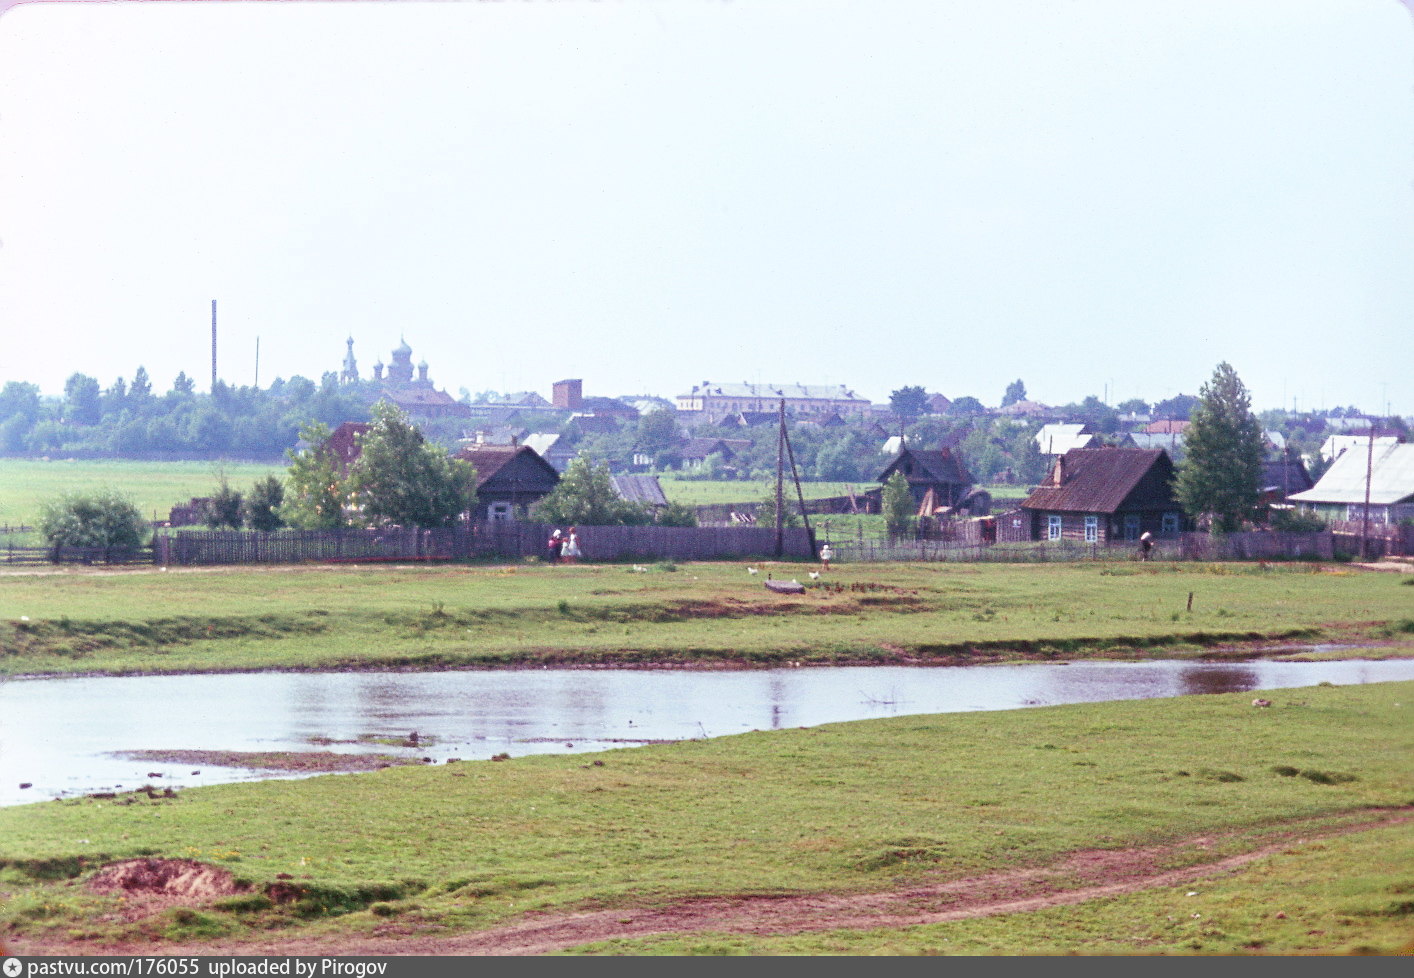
left=210, top=299, right=218, bottom=391
left=254, top=336, right=260, bottom=389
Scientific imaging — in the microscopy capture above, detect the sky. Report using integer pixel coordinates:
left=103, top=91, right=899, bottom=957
left=1, top=0, right=1412, bottom=417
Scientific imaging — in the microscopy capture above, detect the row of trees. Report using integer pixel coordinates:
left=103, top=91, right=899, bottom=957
left=0, top=369, right=370, bottom=458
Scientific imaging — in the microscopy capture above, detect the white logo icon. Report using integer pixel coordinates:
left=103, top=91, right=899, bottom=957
left=2, top=956, right=22, bottom=977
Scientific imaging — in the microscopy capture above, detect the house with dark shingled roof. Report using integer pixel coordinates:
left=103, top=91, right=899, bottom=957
left=875, top=446, right=976, bottom=513
left=1020, top=447, right=1190, bottom=544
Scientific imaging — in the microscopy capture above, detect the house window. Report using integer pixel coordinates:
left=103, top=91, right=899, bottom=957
left=487, top=501, right=513, bottom=523
left=1161, top=513, right=1179, bottom=536
left=1084, top=516, right=1098, bottom=543
left=1047, top=515, right=1062, bottom=541
left=1123, top=515, right=1140, bottom=541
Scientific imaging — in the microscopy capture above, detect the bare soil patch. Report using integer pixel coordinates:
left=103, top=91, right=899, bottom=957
left=113, top=749, right=423, bottom=773
left=88, top=858, right=248, bottom=902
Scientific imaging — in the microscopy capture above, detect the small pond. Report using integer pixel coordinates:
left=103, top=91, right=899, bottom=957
left=4, top=656, right=1414, bottom=807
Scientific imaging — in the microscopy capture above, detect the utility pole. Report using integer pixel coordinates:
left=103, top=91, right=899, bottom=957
left=774, top=398, right=786, bottom=558
left=254, top=336, right=260, bottom=389
left=1361, top=420, right=1375, bottom=561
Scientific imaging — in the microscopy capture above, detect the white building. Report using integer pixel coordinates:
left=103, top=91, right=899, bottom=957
left=676, top=381, right=871, bottom=424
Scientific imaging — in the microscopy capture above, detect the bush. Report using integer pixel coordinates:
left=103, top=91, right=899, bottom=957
left=1268, top=508, right=1326, bottom=533
left=39, top=490, right=149, bottom=554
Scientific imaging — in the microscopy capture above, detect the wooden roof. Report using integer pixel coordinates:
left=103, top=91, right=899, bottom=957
left=452, top=445, right=560, bottom=491
left=1021, top=448, right=1172, bottom=515
left=877, top=447, right=972, bottom=487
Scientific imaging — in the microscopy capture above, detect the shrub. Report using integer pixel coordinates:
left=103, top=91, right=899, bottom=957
left=39, top=490, right=149, bottom=554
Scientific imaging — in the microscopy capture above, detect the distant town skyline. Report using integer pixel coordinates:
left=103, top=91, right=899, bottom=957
left=2, top=1, right=1411, bottom=416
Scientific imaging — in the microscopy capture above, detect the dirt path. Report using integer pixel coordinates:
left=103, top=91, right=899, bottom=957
left=14, top=810, right=1409, bottom=957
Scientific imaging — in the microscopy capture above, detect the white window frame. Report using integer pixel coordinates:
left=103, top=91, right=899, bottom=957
left=487, top=501, right=514, bottom=523
left=1047, top=515, right=1062, bottom=541
left=1084, top=515, right=1098, bottom=543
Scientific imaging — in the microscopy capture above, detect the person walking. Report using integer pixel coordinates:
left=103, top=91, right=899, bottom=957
left=819, top=543, right=833, bottom=571
left=562, top=527, right=582, bottom=564
left=547, top=528, right=564, bottom=563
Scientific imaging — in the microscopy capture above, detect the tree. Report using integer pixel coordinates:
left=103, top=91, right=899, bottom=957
left=535, top=454, right=650, bottom=526
left=170, top=371, right=197, bottom=397
left=946, top=396, right=987, bottom=417
left=64, top=374, right=103, bottom=425
left=130, top=366, right=153, bottom=402
left=347, top=401, right=477, bottom=528
left=202, top=473, right=244, bottom=529
left=754, top=483, right=801, bottom=529
left=244, top=475, right=286, bottom=532
left=283, top=421, right=351, bottom=529
left=1117, top=398, right=1150, bottom=417
left=889, top=385, right=929, bottom=421
left=40, top=490, right=149, bottom=556
left=1001, top=379, right=1027, bottom=408
left=0, top=381, right=41, bottom=425
left=882, top=471, right=915, bottom=540
left=1153, top=393, right=1199, bottom=421
left=1174, top=363, right=1265, bottom=535
left=653, top=501, right=699, bottom=528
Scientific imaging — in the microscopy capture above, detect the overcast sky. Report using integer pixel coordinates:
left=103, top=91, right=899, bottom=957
left=2, top=0, right=1412, bottom=415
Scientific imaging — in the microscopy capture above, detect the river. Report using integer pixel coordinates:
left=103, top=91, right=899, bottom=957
left=4, top=656, right=1413, bottom=807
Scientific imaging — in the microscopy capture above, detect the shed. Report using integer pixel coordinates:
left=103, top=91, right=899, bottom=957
left=611, top=475, right=670, bottom=510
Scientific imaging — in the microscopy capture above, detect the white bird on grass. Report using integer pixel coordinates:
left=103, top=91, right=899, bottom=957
left=808, top=571, right=820, bottom=580
left=747, top=566, right=759, bottom=575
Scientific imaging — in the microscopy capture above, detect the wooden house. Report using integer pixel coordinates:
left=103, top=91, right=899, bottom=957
left=452, top=444, right=561, bottom=522
left=876, top=446, right=974, bottom=513
left=1020, top=447, right=1189, bottom=543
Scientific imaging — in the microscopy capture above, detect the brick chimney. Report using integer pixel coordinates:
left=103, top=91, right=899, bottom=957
left=553, top=379, right=583, bottom=411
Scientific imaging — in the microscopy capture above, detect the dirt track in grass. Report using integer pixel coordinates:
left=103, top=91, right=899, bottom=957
left=12, top=809, right=1410, bottom=957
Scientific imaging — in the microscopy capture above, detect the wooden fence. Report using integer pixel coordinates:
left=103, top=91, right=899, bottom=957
left=1326, top=521, right=1413, bottom=559
left=1179, top=531, right=1334, bottom=562
left=830, top=531, right=1339, bottom=564
left=1, top=544, right=153, bottom=566
left=156, top=523, right=817, bottom=565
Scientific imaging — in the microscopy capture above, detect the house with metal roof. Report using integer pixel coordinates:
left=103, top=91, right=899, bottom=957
left=1034, top=422, right=1101, bottom=457
left=1287, top=442, right=1414, bottom=525
left=1020, top=447, right=1189, bottom=543
left=1318, top=434, right=1399, bottom=464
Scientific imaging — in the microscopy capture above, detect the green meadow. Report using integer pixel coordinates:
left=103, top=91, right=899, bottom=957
left=0, top=459, right=284, bottom=531
left=1, top=681, right=1410, bottom=954
left=1, top=560, right=1411, bottom=677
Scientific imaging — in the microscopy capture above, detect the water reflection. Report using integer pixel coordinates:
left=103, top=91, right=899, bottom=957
left=1180, top=666, right=1260, bottom=696
left=3, top=658, right=1413, bottom=807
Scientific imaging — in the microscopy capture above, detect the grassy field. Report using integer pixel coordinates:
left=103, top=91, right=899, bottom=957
left=656, top=477, right=861, bottom=505
left=1, top=680, right=1410, bottom=955
left=0, top=459, right=285, bottom=531
left=0, top=560, right=1411, bottom=677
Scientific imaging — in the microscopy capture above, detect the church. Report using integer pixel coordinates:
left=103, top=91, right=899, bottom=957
left=339, top=337, right=470, bottom=420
